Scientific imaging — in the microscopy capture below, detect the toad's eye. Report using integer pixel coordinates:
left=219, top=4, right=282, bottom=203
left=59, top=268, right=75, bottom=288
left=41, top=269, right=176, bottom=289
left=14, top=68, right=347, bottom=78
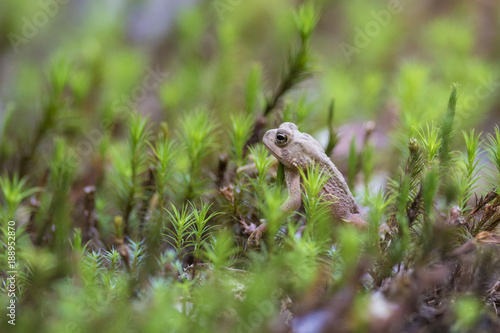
left=276, top=132, right=288, bottom=146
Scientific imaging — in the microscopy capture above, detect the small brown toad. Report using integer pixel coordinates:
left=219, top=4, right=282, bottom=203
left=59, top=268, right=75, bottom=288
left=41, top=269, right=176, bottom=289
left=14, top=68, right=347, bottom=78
left=249, top=122, right=367, bottom=244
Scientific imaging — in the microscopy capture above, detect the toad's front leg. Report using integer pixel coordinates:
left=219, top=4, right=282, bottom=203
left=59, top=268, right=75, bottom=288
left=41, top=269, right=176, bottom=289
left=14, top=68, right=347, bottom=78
left=344, top=213, right=368, bottom=228
left=281, top=169, right=301, bottom=212
left=248, top=169, right=301, bottom=245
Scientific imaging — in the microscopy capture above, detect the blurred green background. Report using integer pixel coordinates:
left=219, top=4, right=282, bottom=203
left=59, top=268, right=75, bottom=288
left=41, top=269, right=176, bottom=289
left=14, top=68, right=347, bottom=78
left=1, top=0, right=498, bottom=149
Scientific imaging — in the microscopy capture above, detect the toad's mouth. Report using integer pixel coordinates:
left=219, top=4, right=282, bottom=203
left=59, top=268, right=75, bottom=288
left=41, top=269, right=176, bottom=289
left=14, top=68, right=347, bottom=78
left=262, top=129, right=280, bottom=156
